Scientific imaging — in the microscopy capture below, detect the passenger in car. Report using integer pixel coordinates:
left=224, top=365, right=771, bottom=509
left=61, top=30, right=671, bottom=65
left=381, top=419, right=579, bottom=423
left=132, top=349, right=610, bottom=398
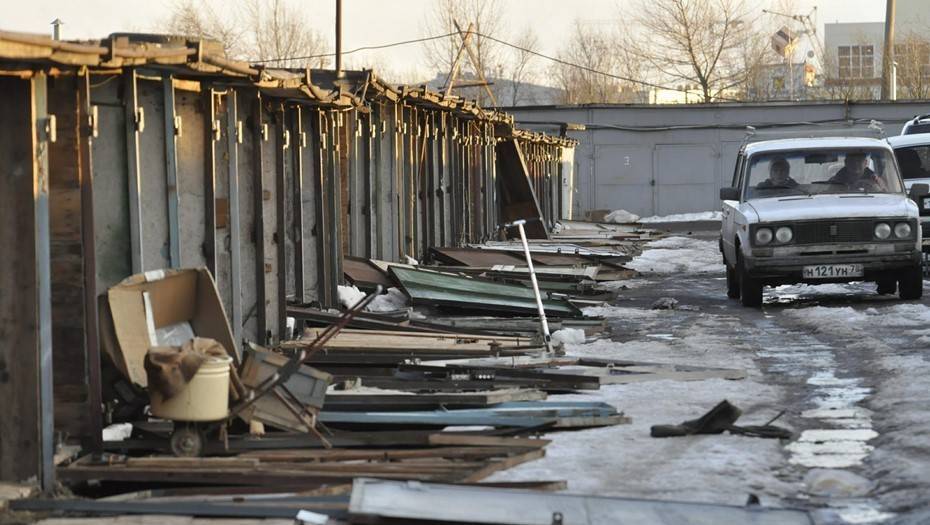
left=756, top=157, right=798, bottom=188
left=829, top=152, right=886, bottom=191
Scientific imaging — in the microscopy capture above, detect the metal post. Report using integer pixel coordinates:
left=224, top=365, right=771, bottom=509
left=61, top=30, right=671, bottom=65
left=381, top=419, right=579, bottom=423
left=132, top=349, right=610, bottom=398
left=163, top=76, right=181, bottom=268
left=335, top=0, right=342, bottom=77
left=507, top=219, right=553, bottom=354
left=34, top=73, right=56, bottom=492
left=891, top=61, right=898, bottom=101
left=881, top=0, right=896, bottom=100
left=226, top=90, right=242, bottom=348
left=124, top=70, right=144, bottom=273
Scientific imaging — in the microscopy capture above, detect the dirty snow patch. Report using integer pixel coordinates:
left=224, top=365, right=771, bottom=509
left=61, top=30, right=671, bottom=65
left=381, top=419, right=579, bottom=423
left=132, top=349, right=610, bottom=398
left=604, top=209, right=641, bottom=224
left=627, top=236, right=724, bottom=274
left=639, top=211, right=722, bottom=223
left=551, top=328, right=586, bottom=344
left=337, top=285, right=367, bottom=309
left=367, top=287, right=408, bottom=312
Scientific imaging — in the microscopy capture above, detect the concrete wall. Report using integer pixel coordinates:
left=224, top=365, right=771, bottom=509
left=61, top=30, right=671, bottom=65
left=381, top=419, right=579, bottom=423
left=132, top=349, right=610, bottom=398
left=510, top=101, right=930, bottom=218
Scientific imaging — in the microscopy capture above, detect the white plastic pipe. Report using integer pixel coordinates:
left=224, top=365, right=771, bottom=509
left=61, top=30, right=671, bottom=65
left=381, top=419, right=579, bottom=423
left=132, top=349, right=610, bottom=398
left=508, top=219, right=553, bottom=354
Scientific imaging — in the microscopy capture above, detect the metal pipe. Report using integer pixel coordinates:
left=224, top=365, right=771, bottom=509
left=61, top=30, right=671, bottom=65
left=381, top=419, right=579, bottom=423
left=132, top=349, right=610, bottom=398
left=335, top=0, right=342, bottom=77
left=507, top=219, right=553, bottom=354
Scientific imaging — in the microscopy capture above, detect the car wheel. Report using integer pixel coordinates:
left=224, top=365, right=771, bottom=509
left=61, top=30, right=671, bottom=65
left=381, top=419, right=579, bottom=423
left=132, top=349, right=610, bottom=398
left=738, top=254, right=763, bottom=307
left=876, top=276, right=897, bottom=295
left=726, top=265, right=740, bottom=299
left=899, top=265, right=924, bottom=300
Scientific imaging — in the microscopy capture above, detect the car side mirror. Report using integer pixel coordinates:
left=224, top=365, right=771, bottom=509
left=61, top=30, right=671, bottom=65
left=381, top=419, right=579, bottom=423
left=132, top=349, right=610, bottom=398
left=909, top=183, right=929, bottom=200
left=720, top=187, right=740, bottom=201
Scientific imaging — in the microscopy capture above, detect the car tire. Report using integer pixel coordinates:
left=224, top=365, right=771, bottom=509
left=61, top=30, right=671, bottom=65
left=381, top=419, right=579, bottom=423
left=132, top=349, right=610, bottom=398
left=726, top=265, right=740, bottom=299
left=899, top=265, right=924, bottom=300
left=738, top=254, right=763, bottom=307
left=876, top=276, right=897, bottom=295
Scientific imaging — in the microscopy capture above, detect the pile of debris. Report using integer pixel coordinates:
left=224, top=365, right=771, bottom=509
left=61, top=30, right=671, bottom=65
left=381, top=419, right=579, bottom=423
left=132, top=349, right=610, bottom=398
left=6, top=220, right=811, bottom=523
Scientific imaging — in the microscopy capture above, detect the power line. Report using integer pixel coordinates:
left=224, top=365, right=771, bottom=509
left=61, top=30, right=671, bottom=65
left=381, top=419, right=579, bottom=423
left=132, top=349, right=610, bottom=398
left=473, top=32, right=743, bottom=102
left=252, top=31, right=458, bottom=63
left=254, top=29, right=743, bottom=102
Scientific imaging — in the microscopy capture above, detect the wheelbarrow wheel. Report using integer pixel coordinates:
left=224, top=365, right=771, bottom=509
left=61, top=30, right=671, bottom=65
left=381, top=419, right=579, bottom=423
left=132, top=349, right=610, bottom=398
left=170, top=424, right=205, bottom=457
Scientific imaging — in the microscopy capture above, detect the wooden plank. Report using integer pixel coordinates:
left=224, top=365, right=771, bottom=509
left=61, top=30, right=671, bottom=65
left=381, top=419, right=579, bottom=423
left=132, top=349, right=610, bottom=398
left=284, top=329, right=536, bottom=354
left=48, top=73, right=92, bottom=442
left=239, top=446, right=537, bottom=462
left=124, top=457, right=259, bottom=469
left=428, top=434, right=551, bottom=448
left=460, top=448, right=545, bottom=483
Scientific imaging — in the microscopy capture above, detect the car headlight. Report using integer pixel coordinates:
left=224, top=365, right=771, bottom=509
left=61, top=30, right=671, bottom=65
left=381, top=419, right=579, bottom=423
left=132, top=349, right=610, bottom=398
left=894, top=222, right=912, bottom=238
left=755, top=227, right=773, bottom=245
left=775, top=226, right=793, bottom=243
left=874, top=222, right=892, bottom=239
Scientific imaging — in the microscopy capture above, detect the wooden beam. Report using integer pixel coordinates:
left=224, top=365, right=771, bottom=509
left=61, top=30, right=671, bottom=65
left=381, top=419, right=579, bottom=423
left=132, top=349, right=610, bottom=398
left=453, top=19, right=498, bottom=107
left=442, top=22, right=475, bottom=98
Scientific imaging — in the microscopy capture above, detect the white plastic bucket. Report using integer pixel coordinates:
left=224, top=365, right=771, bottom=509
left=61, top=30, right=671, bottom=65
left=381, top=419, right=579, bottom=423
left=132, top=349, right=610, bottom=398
left=149, top=355, right=232, bottom=422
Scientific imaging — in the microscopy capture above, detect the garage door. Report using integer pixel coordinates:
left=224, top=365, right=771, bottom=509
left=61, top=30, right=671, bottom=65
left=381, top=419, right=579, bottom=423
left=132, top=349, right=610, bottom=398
left=654, top=144, right=718, bottom=216
left=593, top=145, right=654, bottom=216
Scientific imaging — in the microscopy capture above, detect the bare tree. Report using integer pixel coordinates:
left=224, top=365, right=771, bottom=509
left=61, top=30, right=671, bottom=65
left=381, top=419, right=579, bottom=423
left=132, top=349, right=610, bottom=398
left=737, top=25, right=779, bottom=101
left=627, top=0, right=757, bottom=102
left=245, top=0, right=328, bottom=67
left=895, top=34, right=930, bottom=100
left=552, top=21, right=643, bottom=104
left=163, top=0, right=245, bottom=59
left=161, top=0, right=328, bottom=66
left=499, top=27, right=539, bottom=106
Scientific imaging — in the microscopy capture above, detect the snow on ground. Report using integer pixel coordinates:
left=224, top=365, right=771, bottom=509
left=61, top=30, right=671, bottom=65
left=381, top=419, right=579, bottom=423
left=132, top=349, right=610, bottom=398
left=604, top=209, right=641, bottom=223
left=639, top=211, right=723, bottom=223
left=488, top=307, right=797, bottom=506
left=367, top=287, right=408, bottom=312
left=551, top=328, right=586, bottom=344
left=627, top=236, right=725, bottom=275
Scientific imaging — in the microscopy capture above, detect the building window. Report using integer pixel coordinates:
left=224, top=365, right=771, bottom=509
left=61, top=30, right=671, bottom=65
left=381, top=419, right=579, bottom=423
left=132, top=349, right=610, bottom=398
left=838, top=45, right=874, bottom=78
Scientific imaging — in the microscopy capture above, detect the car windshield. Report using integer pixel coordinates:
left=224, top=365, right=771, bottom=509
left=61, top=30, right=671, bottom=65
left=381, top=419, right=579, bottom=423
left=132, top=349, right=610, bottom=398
left=744, top=148, right=903, bottom=200
left=894, top=145, right=930, bottom=180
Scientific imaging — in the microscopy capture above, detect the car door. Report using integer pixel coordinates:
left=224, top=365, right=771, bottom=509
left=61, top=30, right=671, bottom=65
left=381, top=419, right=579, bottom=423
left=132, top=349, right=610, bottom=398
left=721, top=151, right=744, bottom=265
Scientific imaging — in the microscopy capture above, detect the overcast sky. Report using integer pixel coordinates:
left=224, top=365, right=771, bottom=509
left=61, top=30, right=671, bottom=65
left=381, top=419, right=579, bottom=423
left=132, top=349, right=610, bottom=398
left=7, top=0, right=885, bottom=82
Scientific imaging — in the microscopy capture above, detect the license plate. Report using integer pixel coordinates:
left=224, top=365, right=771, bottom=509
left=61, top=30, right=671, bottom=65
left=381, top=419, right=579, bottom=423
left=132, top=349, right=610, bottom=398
left=802, top=264, right=864, bottom=279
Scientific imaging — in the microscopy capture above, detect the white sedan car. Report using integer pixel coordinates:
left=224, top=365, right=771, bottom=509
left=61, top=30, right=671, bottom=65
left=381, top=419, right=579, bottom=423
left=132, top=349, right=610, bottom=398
left=719, top=137, right=924, bottom=307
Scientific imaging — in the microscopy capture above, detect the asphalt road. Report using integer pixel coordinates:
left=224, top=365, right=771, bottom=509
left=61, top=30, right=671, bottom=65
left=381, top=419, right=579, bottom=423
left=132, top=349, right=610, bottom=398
left=615, top=258, right=930, bottom=524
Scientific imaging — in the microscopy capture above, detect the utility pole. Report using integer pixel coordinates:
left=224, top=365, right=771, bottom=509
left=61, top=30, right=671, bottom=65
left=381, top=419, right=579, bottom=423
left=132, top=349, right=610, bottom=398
left=881, top=0, right=896, bottom=100
left=335, top=0, right=342, bottom=77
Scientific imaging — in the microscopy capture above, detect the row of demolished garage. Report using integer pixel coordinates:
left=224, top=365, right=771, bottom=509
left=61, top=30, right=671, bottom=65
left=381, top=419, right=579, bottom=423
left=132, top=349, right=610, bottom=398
left=0, top=29, right=814, bottom=524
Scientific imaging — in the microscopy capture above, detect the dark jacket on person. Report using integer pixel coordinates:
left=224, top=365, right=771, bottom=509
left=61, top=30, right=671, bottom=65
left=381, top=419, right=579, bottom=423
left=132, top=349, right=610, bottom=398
left=829, top=167, right=875, bottom=185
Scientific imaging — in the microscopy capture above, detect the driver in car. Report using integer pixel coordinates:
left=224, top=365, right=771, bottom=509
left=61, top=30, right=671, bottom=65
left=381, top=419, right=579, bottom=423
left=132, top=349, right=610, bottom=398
left=829, top=152, right=887, bottom=191
left=756, top=157, right=798, bottom=189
